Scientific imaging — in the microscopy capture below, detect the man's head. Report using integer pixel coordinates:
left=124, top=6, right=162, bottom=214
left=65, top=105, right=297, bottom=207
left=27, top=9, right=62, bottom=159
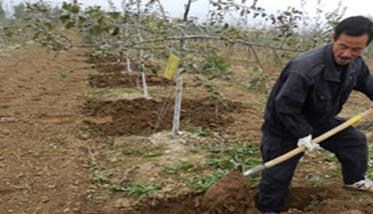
left=332, top=16, right=373, bottom=65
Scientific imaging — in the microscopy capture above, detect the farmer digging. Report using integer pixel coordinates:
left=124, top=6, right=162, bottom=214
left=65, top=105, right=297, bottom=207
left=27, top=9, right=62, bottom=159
left=256, top=16, right=373, bottom=213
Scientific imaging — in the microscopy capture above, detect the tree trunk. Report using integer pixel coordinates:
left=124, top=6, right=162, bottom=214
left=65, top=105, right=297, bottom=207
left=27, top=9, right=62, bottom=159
left=171, top=0, right=193, bottom=134
left=172, top=68, right=183, bottom=134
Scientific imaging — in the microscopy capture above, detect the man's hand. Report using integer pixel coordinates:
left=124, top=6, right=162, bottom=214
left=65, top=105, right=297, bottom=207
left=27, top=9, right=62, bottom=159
left=297, top=135, right=319, bottom=152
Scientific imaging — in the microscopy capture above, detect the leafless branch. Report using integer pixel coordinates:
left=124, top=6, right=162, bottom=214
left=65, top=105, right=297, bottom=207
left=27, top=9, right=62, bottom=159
left=248, top=45, right=264, bottom=71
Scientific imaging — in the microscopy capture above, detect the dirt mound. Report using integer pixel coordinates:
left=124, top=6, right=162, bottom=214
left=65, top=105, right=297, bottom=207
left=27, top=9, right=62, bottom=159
left=126, top=181, right=373, bottom=214
left=94, top=63, right=124, bottom=73
left=88, top=72, right=174, bottom=88
left=83, top=97, right=241, bottom=136
left=285, top=183, right=373, bottom=213
left=285, top=185, right=339, bottom=210
left=201, top=169, right=255, bottom=214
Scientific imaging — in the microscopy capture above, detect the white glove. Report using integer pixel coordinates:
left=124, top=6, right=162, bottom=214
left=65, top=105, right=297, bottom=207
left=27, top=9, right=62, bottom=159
left=297, top=135, right=319, bottom=152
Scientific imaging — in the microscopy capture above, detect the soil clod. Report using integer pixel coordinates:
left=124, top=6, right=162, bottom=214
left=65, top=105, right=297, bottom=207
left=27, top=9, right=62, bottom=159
left=201, top=168, right=255, bottom=214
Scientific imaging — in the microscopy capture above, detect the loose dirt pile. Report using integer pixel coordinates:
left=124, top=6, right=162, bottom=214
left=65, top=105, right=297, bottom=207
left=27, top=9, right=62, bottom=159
left=201, top=168, right=255, bottom=214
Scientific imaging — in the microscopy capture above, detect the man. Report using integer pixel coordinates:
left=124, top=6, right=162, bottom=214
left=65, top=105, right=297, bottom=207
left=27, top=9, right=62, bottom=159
left=256, top=16, right=373, bottom=213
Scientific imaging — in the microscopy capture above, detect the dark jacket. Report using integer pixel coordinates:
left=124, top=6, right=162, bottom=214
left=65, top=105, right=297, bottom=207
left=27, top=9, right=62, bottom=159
left=262, top=43, right=373, bottom=139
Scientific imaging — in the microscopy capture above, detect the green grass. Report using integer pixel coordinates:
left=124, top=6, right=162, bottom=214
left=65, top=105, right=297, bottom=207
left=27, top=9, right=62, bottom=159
left=205, top=156, right=233, bottom=170
left=204, top=144, right=229, bottom=154
left=202, top=139, right=261, bottom=173
left=111, top=182, right=162, bottom=197
left=165, top=160, right=195, bottom=174
left=91, top=170, right=110, bottom=184
left=57, top=67, right=67, bottom=79
left=185, top=125, right=209, bottom=137
left=186, top=170, right=225, bottom=193
left=120, top=142, right=163, bottom=157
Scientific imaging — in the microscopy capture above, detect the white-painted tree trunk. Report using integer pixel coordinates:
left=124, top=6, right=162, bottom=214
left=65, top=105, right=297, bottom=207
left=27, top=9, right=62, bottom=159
left=172, top=68, right=183, bottom=134
left=141, top=67, right=149, bottom=98
left=136, top=0, right=149, bottom=98
left=126, top=54, right=132, bottom=73
left=171, top=0, right=192, bottom=135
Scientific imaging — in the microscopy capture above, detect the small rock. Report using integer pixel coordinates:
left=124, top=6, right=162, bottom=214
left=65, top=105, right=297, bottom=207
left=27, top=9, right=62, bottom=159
left=40, top=195, right=49, bottom=203
left=0, top=128, right=10, bottom=135
left=34, top=206, right=43, bottom=213
left=47, top=184, right=56, bottom=189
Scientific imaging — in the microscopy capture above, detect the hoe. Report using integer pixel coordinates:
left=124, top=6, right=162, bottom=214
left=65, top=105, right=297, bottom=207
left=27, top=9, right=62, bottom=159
left=242, top=106, right=373, bottom=177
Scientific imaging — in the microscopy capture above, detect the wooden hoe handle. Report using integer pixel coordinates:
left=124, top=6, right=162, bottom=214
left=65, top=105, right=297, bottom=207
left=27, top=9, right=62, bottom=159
left=243, top=108, right=373, bottom=177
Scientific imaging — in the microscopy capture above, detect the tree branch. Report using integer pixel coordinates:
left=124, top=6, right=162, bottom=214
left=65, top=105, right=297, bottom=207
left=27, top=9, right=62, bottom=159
left=121, top=35, right=301, bottom=52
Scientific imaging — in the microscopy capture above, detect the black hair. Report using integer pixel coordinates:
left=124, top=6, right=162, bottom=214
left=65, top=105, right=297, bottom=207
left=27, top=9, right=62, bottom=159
left=334, top=16, right=373, bottom=45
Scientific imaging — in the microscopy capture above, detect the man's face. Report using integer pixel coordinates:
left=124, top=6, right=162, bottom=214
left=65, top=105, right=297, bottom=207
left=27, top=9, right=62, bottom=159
left=332, top=33, right=369, bottom=65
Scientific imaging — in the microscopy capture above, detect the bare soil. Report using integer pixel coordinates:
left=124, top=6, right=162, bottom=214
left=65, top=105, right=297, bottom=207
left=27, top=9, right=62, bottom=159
left=1, top=46, right=373, bottom=214
left=83, top=97, right=241, bottom=136
left=0, top=46, right=95, bottom=213
left=88, top=73, right=174, bottom=88
left=87, top=56, right=172, bottom=88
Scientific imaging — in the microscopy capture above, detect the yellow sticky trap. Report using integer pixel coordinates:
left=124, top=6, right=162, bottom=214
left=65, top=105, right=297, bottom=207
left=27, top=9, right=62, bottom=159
left=164, top=53, right=180, bottom=80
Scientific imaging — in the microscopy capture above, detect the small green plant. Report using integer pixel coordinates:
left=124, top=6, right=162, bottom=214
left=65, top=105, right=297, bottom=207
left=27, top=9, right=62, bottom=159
left=239, top=157, right=262, bottom=171
left=189, top=145, right=199, bottom=154
left=201, top=53, right=230, bottom=76
left=204, top=144, right=229, bottom=154
left=185, top=126, right=209, bottom=137
left=165, top=161, right=195, bottom=174
left=186, top=170, right=225, bottom=193
left=86, top=68, right=97, bottom=77
left=57, top=67, right=73, bottom=79
left=324, top=151, right=338, bottom=163
left=229, top=140, right=258, bottom=156
left=143, top=151, right=162, bottom=158
left=57, top=67, right=67, bottom=79
left=91, top=170, right=110, bottom=184
left=205, top=156, right=234, bottom=170
left=111, top=182, right=162, bottom=197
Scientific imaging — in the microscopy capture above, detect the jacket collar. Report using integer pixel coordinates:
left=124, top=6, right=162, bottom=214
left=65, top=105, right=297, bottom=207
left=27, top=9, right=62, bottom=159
left=322, top=43, right=353, bottom=83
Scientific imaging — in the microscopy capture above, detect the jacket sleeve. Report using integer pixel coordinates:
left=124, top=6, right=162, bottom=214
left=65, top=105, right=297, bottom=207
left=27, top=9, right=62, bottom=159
left=274, top=71, right=313, bottom=138
left=354, top=61, right=373, bottom=100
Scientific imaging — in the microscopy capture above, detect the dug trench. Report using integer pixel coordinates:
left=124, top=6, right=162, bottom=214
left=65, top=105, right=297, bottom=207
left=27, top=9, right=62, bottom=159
left=88, top=72, right=174, bottom=88
left=87, top=58, right=172, bottom=88
left=82, top=97, right=241, bottom=136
